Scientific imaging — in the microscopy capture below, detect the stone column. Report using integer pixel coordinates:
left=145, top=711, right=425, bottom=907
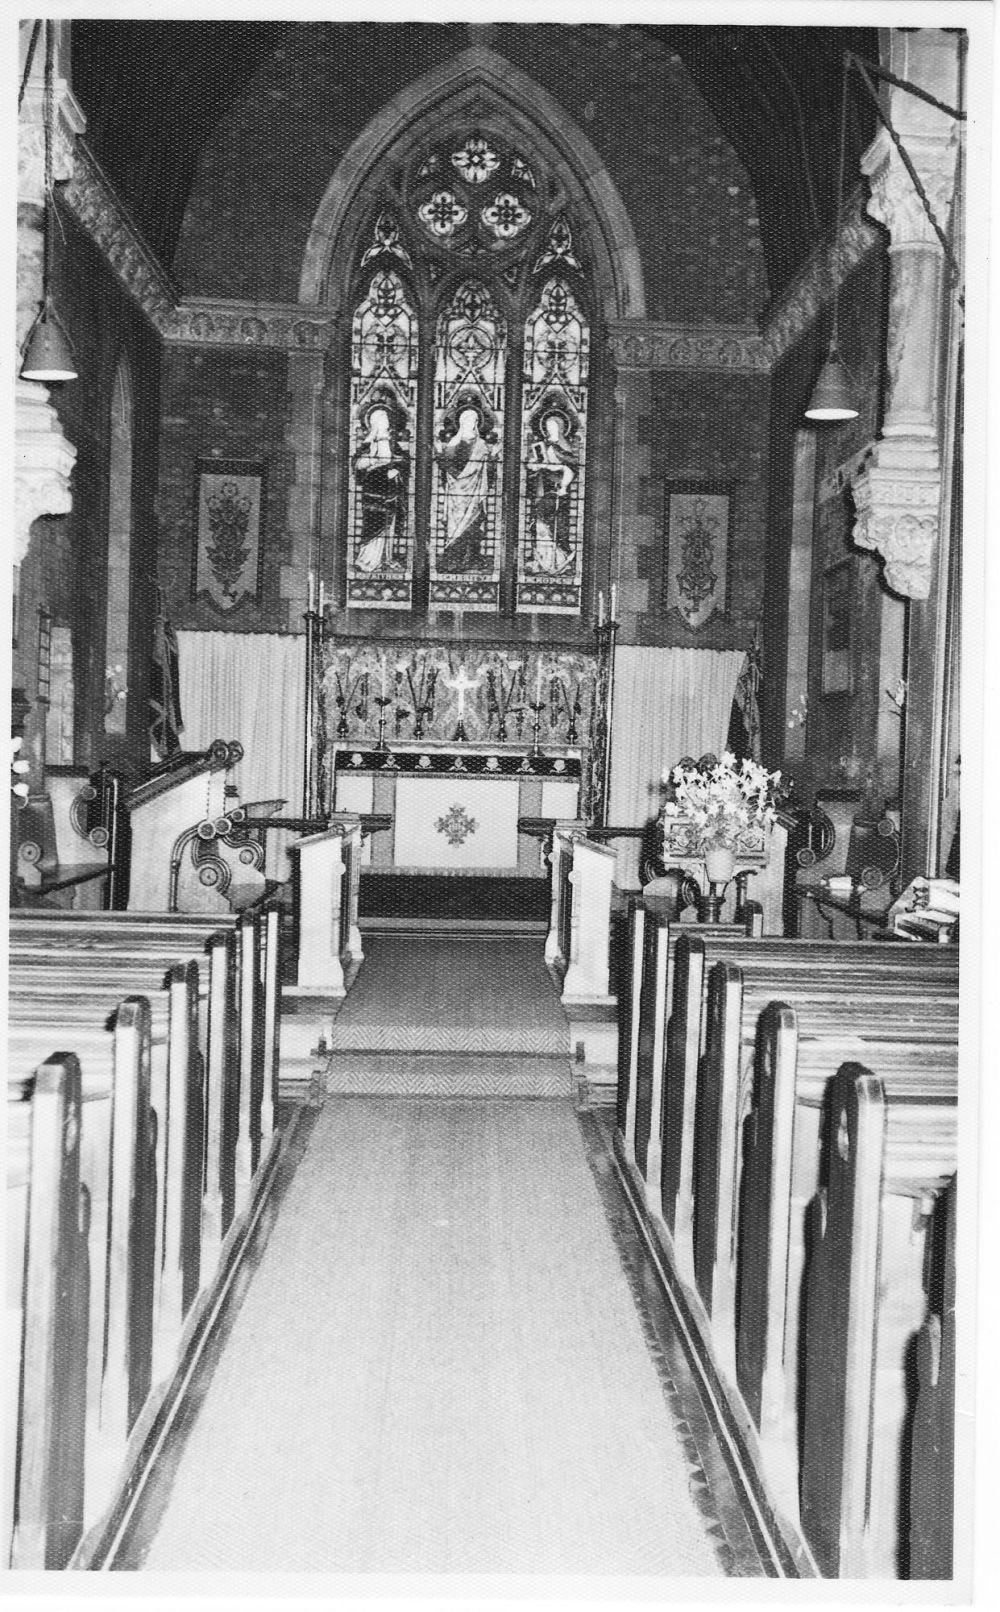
left=850, top=32, right=961, bottom=601
left=849, top=31, right=963, bottom=884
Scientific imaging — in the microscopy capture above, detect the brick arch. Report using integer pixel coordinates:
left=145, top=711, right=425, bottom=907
left=298, top=44, right=645, bottom=321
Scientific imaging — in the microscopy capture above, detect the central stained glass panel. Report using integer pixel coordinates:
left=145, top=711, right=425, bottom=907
left=430, top=281, right=507, bottom=611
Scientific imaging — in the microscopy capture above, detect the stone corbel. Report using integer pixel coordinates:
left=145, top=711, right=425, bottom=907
left=851, top=454, right=940, bottom=601
left=14, top=377, right=77, bottom=566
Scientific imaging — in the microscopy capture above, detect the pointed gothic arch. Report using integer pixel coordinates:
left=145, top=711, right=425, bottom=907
left=299, top=45, right=644, bottom=322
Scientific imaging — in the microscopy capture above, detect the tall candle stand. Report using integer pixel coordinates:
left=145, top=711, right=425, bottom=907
left=302, top=603, right=321, bottom=818
left=529, top=700, right=545, bottom=757
left=374, top=695, right=392, bottom=753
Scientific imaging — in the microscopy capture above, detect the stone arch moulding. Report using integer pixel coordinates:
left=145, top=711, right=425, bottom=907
left=298, top=44, right=645, bottom=323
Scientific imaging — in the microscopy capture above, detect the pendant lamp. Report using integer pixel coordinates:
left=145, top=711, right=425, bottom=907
left=21, top=21, right=77, bottom=384
left=806, top=56, right=858, bottom=423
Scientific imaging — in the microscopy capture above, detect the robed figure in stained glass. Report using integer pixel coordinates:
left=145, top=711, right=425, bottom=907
left=436, top=403, right=498, bottom=574
left=353, top=403, right=410, bottom=574
left=527, top=409, right=578, bottom=574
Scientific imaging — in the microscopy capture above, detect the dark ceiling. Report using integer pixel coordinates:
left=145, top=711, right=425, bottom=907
left=70, top=20, right=879, bottom=309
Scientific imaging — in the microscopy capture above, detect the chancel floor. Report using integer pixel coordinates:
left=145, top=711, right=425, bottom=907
left=321, top=934, right=577, bottom=1095
left=111, top=1093, right=771, bottom=1577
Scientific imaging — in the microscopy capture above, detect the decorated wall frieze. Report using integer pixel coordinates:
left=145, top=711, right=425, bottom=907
left=64, top=146, right=177, bottom=331
left=761, top=188, right=884, bottom=366
left=169, top=300, right=336, bottom=351
left=607, top=321, right=768, bottom=374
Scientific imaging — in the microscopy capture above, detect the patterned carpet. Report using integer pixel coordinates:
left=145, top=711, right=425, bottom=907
left=328, top=936, right=568, bottom=1053
left=323, top=936, right=575, bottom=1096
left=129, top=1099, right=728, bottom=1577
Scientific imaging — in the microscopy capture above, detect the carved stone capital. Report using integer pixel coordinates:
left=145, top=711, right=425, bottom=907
left=607, top=320, right=768, bottom=374
left=14, top=377, right=77, bottom=564
left=850, top=446, right=941, bottom=600
left=861, top=125, right=960, bottom=253
left=18, top=77, right=86, bottom=205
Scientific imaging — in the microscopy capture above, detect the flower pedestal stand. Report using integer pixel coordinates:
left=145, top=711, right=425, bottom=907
left=698, top=843, right=736, bottom=923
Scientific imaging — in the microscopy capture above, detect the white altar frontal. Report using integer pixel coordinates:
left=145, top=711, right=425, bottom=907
left=331, top=745, right=580, bottom=874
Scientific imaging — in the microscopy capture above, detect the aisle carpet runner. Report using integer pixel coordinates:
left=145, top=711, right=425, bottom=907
left=135, top=1099, right=726, bottom=1576
left=323, top=935, right=575, bottom=1097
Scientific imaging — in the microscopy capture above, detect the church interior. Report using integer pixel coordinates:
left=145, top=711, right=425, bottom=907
left=8, top=14, right=977, bottom=1588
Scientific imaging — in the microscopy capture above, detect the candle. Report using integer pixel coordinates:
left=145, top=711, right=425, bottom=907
left=307, top=570, right=315, bottom=613
left=598, top=590, right=605, bottom=627
left=380, top=652, right=387, bottom=698
left=535, top=662, right=543, bottom=705
left=610, top=582, right=618, bottom=622
left=318, top=579, right=325, bottom=614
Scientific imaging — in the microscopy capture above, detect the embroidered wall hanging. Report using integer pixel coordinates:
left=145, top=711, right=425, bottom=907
left=192, top=458, right=265, bottom=613
left=663, top=485, right=730, bottom=630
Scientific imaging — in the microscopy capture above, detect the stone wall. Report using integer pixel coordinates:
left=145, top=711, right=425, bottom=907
left=158, top=346, right=296, bottom=632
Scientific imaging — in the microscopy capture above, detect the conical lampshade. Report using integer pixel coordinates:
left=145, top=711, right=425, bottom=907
left=21, top=304, right=77, bottom=383
left=805, top=346, right=858, bottom=422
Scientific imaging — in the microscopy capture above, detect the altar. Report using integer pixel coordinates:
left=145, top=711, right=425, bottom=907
left=310, top=636, right=605, bottom=884
left=331, top=744, right=581, bottom=874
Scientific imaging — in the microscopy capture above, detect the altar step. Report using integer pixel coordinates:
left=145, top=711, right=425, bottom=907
left=358, top=872, right=549, bottom=932
left=323, top=1051, right=576, bottom=1099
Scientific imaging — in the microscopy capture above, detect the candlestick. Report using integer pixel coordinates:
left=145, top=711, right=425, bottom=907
left=610, top=582, right=618, bottom=622
left=598, top=590, right=605, bottom=627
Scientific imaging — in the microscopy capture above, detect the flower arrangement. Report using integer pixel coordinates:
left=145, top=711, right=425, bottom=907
left=660, top=751, right=782, bottom=858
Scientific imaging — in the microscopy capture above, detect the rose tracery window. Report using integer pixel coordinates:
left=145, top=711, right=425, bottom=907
left=345, top=141, right=590, bottom=617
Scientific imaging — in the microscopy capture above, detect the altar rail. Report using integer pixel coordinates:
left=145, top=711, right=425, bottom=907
left=615, top=906, right=959, bottom=1579
left=5, top=903, right=283, bottom=1569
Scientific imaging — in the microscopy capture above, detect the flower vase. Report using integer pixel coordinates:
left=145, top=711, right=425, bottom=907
left=704, top=843, right=736, bottom=887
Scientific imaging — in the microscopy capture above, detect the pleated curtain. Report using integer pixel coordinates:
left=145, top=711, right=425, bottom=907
left=607, top=646, right=745, bottom=887
left=176, top=631, right=306, bottom=880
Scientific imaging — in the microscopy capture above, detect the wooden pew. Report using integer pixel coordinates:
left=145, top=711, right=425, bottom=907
left=614, top=919, right=960, bottom=1581
left=908, top=1173, right=956, bottom=1579
left=10, top=903, right=282, bottom=1225
left=687, top=953, right=956, bottom=1370
left=8, top=1055, right=89, bottom=1570
left=6, top=897, right=285, bottom=1563
left=733, top=998, right=956, bottom=1428
left=799, top=1069, right=957, bottom=1578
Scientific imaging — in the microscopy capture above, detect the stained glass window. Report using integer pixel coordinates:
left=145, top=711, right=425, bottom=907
left=344, top=143, right=591, bottom=619
left=430, top=281, right=506, bottom=611
left=518, top=275, right=590, bottom=614
left=347, top=263, right=418, bottom=609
